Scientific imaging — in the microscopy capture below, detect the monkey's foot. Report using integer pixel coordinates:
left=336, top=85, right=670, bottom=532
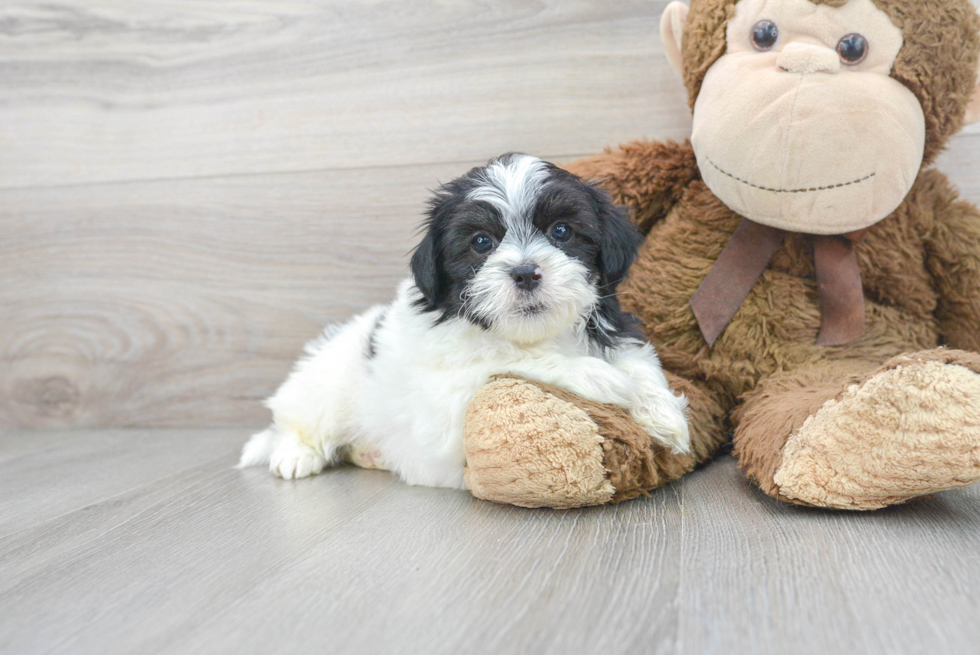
left=773, top=351, right=980, bottom=510
left=463, top=376, right=695, bottom=509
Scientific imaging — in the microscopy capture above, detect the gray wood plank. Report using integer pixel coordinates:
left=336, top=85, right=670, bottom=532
left=5, top=431, right=980, bottom=654
left=677, top=457, right=980, bottom=655
left=0, top=163, right=460, bottom=429
left=0, top=428, right=245, bottom=536
left=2, top=0, right=974, bottom=192
left=0, top=429, right=684, bottom=655
left=2, top=142, right=977, bottom=431
left=0, top=0, right=693, bottom=189
left=936, top=132, right=980, bottom=198
left=2, top=0, right=979, bottom=430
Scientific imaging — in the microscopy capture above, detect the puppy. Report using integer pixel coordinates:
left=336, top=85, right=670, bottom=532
left=239, top=154, right=690, bottom=489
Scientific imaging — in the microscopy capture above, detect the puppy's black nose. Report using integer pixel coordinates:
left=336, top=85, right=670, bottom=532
left=511, top=265, right=542, bottom=291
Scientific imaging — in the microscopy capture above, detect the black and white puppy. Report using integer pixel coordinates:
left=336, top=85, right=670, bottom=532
left=239, top=154, right=689, bottom=488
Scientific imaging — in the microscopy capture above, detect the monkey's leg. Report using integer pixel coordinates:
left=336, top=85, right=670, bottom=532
left=733, top=350, right=980, bottom=510
left=462, top=372, right=728, bottom=509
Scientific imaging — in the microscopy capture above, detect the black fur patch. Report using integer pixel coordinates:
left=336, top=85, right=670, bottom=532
left=410, top=169, right=500, bottom=324
left=410, top=153, right=642, bottom=348
left=365, top=310, right=388, bottom=360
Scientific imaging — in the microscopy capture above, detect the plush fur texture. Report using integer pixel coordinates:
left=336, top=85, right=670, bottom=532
left=691, top=0, right=927, bottom=234
left=464, top=374, right=704, bottom=508
left=774, top=353, right=980, bottom=509
left=464, top=0, right=980, bottom=509
left=239, top=155, right=689, bottom=489
left=464, top=376, right=616, bottom=509
left=560, top=139, right=980, bottom=507
left=681, top=0, right=980, bottom=165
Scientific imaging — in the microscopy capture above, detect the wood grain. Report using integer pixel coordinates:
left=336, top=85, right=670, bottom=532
left=3, top=430, right=980, bottom=654
left=0, top=429, right=685, bottom=655
left=0, top=0, right=692, bottom=189
left=0, top=164, right=461, bottom=428
left=936, top=132, right=980, bottom=198
left=0, top=429, right=245, bottom=535
left=677, top=458, right=980, bottom=655
left=2, top=0, right=979, bottom=429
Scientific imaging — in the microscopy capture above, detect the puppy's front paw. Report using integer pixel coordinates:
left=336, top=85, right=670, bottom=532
left=270, top=441, right=327, bottom=480
left=631, top=401, right=691, bottom=454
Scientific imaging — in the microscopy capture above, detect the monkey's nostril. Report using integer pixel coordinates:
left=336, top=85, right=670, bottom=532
left=511, top=264, right=543, bottom=291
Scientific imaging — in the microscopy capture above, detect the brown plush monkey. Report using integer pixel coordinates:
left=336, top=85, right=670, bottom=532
left=460, top=0, right=980, bottom=509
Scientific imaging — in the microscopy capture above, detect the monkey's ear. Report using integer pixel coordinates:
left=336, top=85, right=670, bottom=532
left=660, top=1, right=689, bottom=79
left=965, top=66, right=980, bottom=125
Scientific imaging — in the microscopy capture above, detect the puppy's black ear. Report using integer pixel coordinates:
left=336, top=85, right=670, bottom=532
left=410, top=227, right=445, bottom=311
left=589, top=184, right=642, bottom=288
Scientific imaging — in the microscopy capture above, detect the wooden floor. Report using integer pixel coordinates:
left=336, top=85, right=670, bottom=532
left=4, top=2, right=980, bottom=653
left=3, top=429, right=980, bottom=655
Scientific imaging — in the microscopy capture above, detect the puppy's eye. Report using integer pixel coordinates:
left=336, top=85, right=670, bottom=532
left=837, top=33, right=868, bottom=65
left=751, top=20, right=779, bottom=51
left=471, top=234, right=495, bottom=255
left=550, top=223, right=572, bottom=243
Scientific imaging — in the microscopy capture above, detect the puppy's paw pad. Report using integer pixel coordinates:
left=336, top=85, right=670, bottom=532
left=270, top=443, right=327, bottom=480
left=346, top=444, right=387, bottom=470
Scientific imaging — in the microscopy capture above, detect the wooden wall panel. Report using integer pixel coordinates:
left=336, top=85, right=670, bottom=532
left=0, top=164, right=460, bottom=427
left=1, top=0, right=978, bottom=428
left=0, top=0, right=692, bottom=189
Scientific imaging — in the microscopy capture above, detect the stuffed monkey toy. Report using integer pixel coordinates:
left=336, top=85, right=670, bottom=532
left=459, top=0, right=980, bottom=509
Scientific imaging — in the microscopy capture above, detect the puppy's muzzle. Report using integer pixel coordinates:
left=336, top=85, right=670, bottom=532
left=511, top=264, right=543, bottom=292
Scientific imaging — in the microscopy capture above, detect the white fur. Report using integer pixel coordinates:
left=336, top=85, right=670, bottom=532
left=462, top=155, right=601, bottom=344
left=468, top=155, right=550, bottom=229
left=239, top=153, right=690, bottom=489
left=239, top=280, right=690, bottom=489
left=465, top=232, right=598, bottom=345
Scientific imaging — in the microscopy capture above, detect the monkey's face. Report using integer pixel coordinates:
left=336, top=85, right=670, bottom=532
left=690, top=0, right=926, bottom=235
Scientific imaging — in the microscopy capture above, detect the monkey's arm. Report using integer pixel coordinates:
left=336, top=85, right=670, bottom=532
left=924, top=172, right=980, bottom=352
left=563, top=139, right=700, bottom=234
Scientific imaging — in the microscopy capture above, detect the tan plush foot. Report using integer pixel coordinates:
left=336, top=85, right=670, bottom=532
left=463, top=376, right=696, bottom=509
left=774, top=355, right=980, bottom=510
left=464, top=377, right=613, bottom=508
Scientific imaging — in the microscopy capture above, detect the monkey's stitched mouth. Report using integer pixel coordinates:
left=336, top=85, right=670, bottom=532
left=709, top=159, right=876, bottom=194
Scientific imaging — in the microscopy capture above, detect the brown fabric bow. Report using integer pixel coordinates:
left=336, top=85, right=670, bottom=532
left=690, top=218, right=869, bottom=348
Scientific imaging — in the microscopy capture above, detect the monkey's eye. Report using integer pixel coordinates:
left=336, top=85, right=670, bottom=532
left=549, top=223, right=572, bottom=243
left=471, top=234, right=495, bottom=255
left=837, top=33, right=869, bottom=65
left=751, top=20, right=779, bottom=51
